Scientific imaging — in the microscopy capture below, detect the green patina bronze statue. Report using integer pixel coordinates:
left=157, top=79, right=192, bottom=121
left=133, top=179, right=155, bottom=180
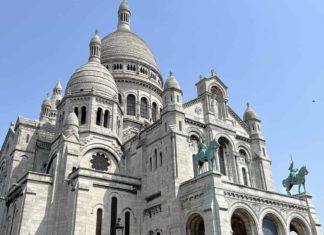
left=282, top=158, right=308, bottom=195
left=193, top=138, right=220, bottom=177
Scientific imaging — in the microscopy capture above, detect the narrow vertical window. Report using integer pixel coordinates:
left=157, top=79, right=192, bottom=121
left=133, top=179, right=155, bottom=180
left=155, top=149, right=158, bottom=169
left=110, top=197, right=118, bottom=235
left=177, top=95, right=180, bottom=102
left=165, top=122, right=167, bottom=132
left=125, top=211, right=130, bottom=235
left=140, top=97, right=148, bottom=119
left=149, top=158, right=152, bottom=172
left=179, top=121, right=182, bottom=131
left=160, top=152, right=162, bottom=166
left=242, top=168, right=248, bottom=186
left=127, top=94, right=136, bottom=116
left=96, top=209, right=103, bottom=235
left=262, top=147, right=266, bottom=156
left=96, top=108, right=102, bottom=126
left=74, top=107, right=79, bottom=117
left=152, top=102, right=157, bottom=122
left=118, top=94, right=122, bottom=105
left=104, top=110, right=109, bottom=128
left=219, top=145, right=226, bottom=175
left=81, top=106, right=87, bottom=125
left=26, top=134, right=30, bottom=143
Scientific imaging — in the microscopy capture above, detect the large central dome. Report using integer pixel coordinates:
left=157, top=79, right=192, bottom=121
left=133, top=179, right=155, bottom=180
left=101, top=30, right=158, bottom=70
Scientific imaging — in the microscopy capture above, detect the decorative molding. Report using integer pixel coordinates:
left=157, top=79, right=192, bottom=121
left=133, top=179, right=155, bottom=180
left=144, top=204, right=162, bottom=218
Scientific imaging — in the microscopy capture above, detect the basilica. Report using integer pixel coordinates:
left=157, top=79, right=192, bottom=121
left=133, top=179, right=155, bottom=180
left=0, top=1, right=322, bottom=235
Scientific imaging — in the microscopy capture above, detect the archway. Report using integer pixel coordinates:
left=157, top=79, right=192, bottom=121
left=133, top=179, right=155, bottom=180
left=289, top=217, right=309, bottom=235
left=231, top=208, right=258, bottom=235
left=262, top=213, right=285, bottom=235
left=186, top=213, right=205, bottom=235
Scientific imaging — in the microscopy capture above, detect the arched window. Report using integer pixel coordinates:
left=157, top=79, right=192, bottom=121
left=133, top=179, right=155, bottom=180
left=140, top=97, right=148, bottom=119
left=110, top=197, right=118, bottom=235
left=96, top=108, right=102, bottom=126
left=125, top=211, right=130, bottom=235
left=152, top=102, right=157, bottom=122
left=104, top=110, right=109, bottom=128
left=218, top=145, right=226, bottom=176
left=127, top=95, right=136, bottom=116
left=242, top=168, right=248, bottom=186
left=74, top=107, right=79, bottom=117
left=96, top=209, right=103, bottom=235
left=81, top=106, right=87, bottom=125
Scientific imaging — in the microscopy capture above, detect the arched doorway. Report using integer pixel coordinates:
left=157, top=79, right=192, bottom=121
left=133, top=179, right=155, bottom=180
left=186, top=213, right=205, bottom=235
left=231, top=208, right=258, bottom=235
left=289, top=217, right=310, bottom=235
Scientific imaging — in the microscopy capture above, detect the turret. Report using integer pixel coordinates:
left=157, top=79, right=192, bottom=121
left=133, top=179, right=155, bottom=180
left=51, top=81, right=62, bottom=108
left=162, top=72, right=183, bottom=113
left=40, top=94, right=51, bottom=121
left=161, top=72, right=184, bottom=133
left=117, top=0, right=131, bottom=31
left=243, top=103, right=264, bottom=140
left=243, top=103, right=274, bottom=191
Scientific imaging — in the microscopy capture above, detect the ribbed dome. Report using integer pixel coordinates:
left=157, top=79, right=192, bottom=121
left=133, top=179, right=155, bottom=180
left=164, top=72, right=181, bottom=90
left=66, top=62, right=118, bottom=98
left=101, top=30, right=158, bottom=69
left=243, top=103, right=259, bottom=121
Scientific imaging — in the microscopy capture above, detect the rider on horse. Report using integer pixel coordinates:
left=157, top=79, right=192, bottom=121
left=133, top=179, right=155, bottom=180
left=198, top=138, right=207, bottom=158
left=288, top=159, right=299, bottom=184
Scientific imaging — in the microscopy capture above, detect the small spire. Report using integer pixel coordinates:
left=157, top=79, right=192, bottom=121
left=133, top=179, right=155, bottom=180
left=117, top=0, right=131, bottom=31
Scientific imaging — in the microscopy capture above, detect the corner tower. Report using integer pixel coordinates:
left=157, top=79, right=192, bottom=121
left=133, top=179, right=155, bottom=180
left=101, top=1, right=163, bottom=141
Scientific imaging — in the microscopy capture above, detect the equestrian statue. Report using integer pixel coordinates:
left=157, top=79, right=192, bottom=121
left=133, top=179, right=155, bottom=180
left=282, top=157, right=308, bottom=195
left=193, top=138, right=220, bottom=177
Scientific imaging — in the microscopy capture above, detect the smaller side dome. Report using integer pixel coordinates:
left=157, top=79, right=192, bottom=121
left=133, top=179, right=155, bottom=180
left=243, top=103, right=259, bottom=121
left=65, top=112, right=79, bottom=127
left=42, top=95, right=51, bottom=107
left=164, top=72, right=181, bottom=90
left=90, top=30, right=101, bottom=45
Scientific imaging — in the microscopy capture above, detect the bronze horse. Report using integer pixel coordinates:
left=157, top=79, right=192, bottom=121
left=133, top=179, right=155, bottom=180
left=193, top=139, right=220, bottom=177
left=282, top=166, right=308, bottom=195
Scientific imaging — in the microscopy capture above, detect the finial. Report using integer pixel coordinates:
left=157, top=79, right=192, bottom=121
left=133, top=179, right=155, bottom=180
left=199, top=75, right=203, bottom=80
left=169, top=71, right=173, bottom=77
left=211, top=69, right=217, bottom=76
left=246, top=102, right=250, bottom=108
left=95, top=29, right=99, bottom=35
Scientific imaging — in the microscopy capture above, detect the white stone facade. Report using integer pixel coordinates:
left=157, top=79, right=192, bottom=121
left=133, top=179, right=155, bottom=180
left=0, top=2, right=322, bottom=235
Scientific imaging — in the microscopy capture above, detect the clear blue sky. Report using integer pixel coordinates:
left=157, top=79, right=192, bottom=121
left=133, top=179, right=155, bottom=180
left=0, top=0, right=323, bottom=224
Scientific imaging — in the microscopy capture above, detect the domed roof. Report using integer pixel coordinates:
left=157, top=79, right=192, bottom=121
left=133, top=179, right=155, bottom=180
left=90, top=33, right=101, bottom=45
left=66, top=61, right=118, bottom=98
left=101, top=30, right=158, bottom=69
left=42, top=96, right=51, bottom=107
left=164, top=72, right=181, bottom=90
left=119, top=1, right=130, bottom=12
left=65, top=112, right=79, bottom=127
left=243, top=103, right=259, bottom=121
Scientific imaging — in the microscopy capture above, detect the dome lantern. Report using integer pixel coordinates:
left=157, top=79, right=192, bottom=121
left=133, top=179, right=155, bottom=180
left=117, top=0, right=131, bottom=31
left=89, top=30, right=102, bottom=63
